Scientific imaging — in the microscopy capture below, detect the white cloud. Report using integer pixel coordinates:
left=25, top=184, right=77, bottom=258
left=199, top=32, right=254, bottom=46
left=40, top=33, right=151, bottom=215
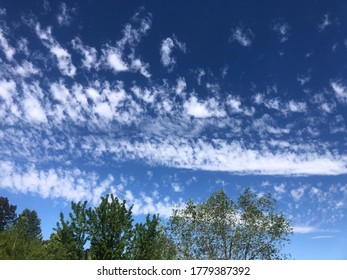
left=256, top=97, right=306, bottom=115
left=57, top=2, right=73, bottom=26
left=147, top=170, right=153, bottom=179
left=3, top=96, right=347, bottom=186
left=297, top=74, right=310, bottom=85
left=274, top=184, right=286, bottom=194
left=86, top=87, right=100, bottom=103
left=102, top=82, right=127, bottom=109
left=50, top=81, right=70, bottom=103
left=335, top=201, right=344, bottom=209
left=175, top=77, right=186, bottom=97
left=22, top=95, right=47, bottom=124
left=227, top=96, right=243, bottom=113
left=319, top=103, right=330, bottom=113
left=227, top=96, right=254, bottom=116
left=293, top=226, right=318, bottom=234
left=253, top=114, right=290, bottom=135
left=230, top=26, right=254, bottom=47
left=94, top=102, right=113, bottom=120
left=49, top=81, right=91, bottom=124
left=0, top=161, right=99, bottom=202
left=318, top=14, right=331, bottom=31
left=72, top=37, right=99, bottom=70
left=44, top=80, right=144, bottom=126
left=174, top=37, right=186, bottom=53
left=16, top=38, right=29, bottom=56
left=14, top=61, right=40, bottom=77
left=160, top=38, right=175, bottom=68
left=99, top=137, right=347, bottom=176
left=51, top=46, right=76, bottom=76
left=72, top=83, right=88, bottom=109
left=184, top=96, right=211, bottom=118
left=0, top=160, right=179, bottom=218
left=100, top=10, right=152, bottom=77
left=331, top=81, right=347, bottom=102
left=272, top=20, right=290, bottom=42
left=160, top=36, right=186, bottom=70
left=253, top=93, right=264, bottom=104
left=117, top=12, right=152, bottom=50
left=196, top=68, right=205, bottom=85
left=311, top=235, right=334, bottom=239
left=131, top=85, right=156, bottom=103
left=0, top=79, right=16, bottom=105
left=291, top=187, right=305, bottom=202
left=128, top=192, right=176, bottom=218
left=47, top=81, right=140, bottom=126
left=172, top=182, right=183, bottom=193
left=0, top=8, right=6, bottom=16
left=184, top=96, right=226, bottom=118
left=35, top=24, right=76, bottom=77
left=329, top=115, right=346, bottom=134
left=105, top=47, right=129, bottom=72
left=42, top=0, right=51, bottom=13
left=288, top=100, right=307, bottom=113
left=311, top=93, right=335, bottom=113
left=103, top=45, right=150, bottom=77
left=0, top=27, right=15, bottom=61
left=206, top=83, right=220, bottom=94
left=272, top=183, right=287, bottom=199
left=264, top=98, right=281, bottom=110
left=221, top=65, right=229, bottom=78
left=131, top=58, right=151, bottom=78
left=17, top=82, right=47, bottom=124
left=159, top=99, right=173, bottom=113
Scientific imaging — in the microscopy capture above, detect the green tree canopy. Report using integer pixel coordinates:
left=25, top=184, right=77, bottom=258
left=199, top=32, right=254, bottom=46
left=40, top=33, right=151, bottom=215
left=0, top=196, right=17, bottom=232
left=0, top=204, right=46, bottom=260
left=131, top=214, right=176, bottom=260
left=169, top=188, right=292, bottom=260
left=53, top=194, right=176, bottom=260
left=86, top=194, right=134, bottom=260
left=15, top=209, right=42, bottom=240
left=53, top=201, right=89, bottom=259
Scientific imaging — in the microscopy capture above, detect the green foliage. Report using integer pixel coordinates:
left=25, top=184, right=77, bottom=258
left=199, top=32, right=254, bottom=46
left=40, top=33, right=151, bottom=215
left=53, top=195, right=176, bottom=260
left=54, top=201, right=88, bottom=259
left=232, top=189, right=292, bottom=259
left=0, top=230, right=47, bottom=259
left=86, top=194, right=134, bottom=260
left=131, top=214, right=176, bottom=260
left=15, top=209, right=42, bottom=240
left=0, top=205, right=46, bottom=259
left=169, top=188, right=292, bottom=260
left=0, top=189, right=293, bottom=260
left=42, top=233, right=67, bottom=260
left=0, top=196, right=17, bottom=232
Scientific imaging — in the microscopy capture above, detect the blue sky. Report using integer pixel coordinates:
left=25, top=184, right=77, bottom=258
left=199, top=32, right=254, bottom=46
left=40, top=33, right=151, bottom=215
left=1, top=0, right=347, bottom=259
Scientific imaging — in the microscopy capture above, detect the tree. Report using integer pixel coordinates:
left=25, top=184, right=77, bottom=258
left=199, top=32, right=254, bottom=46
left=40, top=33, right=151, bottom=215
left=0, top=230, right=46, bottom=260
left=0, top=197, right=17, bottom=232
left=169, top=188, right=292, bottom=260
left=0, top=208, right=46, bottom=259
left=52, top=194, right=177, bottom=260
left=15, top=209, right=42, bottom=240
left=86, top=194, right=134, bottom=260
left=131, top=214, right=176, bottom=260
left=42, top=233, right=67, bottom=260
left=232, top=189, right=292, bottom=259
left=54, top=201, right=89, bottom=259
